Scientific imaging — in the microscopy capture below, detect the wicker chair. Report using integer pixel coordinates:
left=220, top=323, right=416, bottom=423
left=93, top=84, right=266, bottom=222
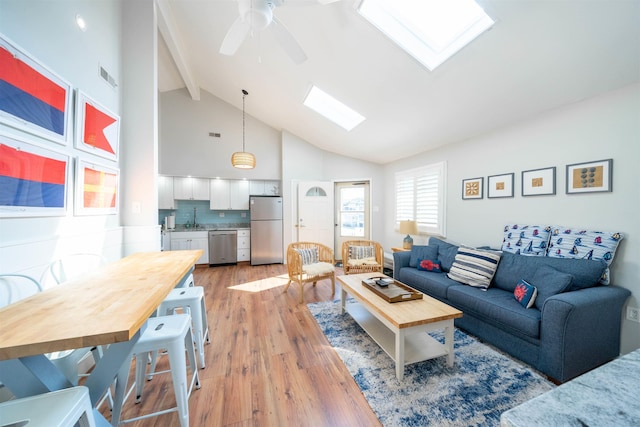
left=342, top=240, right=384, bottom=275
left=285, top=242, right=335, bottom=303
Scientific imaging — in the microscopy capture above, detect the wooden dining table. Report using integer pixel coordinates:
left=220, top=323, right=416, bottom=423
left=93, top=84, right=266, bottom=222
left=0, top=250, right=202, bottom=422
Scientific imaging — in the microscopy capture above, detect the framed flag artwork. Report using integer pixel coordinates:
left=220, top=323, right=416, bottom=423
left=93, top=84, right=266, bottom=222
left=75, top=90, right=120, bottom=161
left=0, top=34, right=72, bottom=145
left=75, top=159, right=119, bottom=215
left=0, top=132, right=70, bottom=217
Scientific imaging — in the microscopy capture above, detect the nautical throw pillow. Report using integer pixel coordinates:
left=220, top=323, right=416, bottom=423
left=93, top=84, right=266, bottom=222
left=409, top=245, right=438, bottom=268
left=546, top=226, right=623, bottom=284
left=447, top=247, right=502, bottom=290
left=514, top=279, right=537, bottom=308
left=417, top=259, right=442, bottom=272
left=501, top=224, right=551, bottom=256
left=296, top=248, right=319, bottom=265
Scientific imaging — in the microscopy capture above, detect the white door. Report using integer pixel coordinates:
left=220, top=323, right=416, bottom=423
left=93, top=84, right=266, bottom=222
left=334, top=181, right=370, bottom=261
left=297, top=181, right=334, bottom=249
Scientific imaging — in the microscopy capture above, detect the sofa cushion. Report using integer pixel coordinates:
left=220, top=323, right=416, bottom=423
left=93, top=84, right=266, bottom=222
left=547, top=226, right=623, bottom=285
left=417, top=259, right=442, bottom=272
left=502, top=224, right=551, bottom=256
left=447, top=286, right=541, bottom=339
left=492, top=251, right=607, bottom=292
left=514, top=279, right=537, bottom=309
left=529, top=265, right=573, bottom=310
left=409, top=245, right=438, bottom=268
left=428, top=237, right=459, bottom=272
left=396, top=268, right=457, bottom=300
left=447, top=247, right=502, bottom=290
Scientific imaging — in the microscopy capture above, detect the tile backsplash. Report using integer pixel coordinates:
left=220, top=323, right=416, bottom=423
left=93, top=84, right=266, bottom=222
left=159, top=200, right=249, bottom=228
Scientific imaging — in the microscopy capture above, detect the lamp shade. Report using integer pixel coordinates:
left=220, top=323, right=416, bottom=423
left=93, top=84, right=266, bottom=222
left=231, top=151, right=256, bottom=169
left=399, top=220, right=418, bottom=235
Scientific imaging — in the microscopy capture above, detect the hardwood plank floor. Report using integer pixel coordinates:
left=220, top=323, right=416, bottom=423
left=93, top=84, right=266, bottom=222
left=106, top=262, right=382, bottom=427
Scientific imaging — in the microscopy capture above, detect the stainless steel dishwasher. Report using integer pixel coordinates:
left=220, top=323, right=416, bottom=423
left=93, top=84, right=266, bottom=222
left=208, top=230, right=237, bottom=265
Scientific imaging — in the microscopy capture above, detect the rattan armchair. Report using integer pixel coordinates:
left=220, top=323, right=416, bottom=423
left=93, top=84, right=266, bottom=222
left=342, top=240, right=384, bottom=275
left=285, top=242, right=335, bottom=303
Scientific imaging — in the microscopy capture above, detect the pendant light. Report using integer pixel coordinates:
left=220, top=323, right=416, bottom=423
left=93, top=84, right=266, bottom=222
left=231, top=89, right=256, bottom=169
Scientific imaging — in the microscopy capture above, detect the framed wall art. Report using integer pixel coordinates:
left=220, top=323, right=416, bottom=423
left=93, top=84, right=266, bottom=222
left=462, top=177, right=483, bottom=199
left=0, top=132, right=70, bottom=217
left=0, top=34, right=72, bottom=145
left=75, top=159, right=119, bottom=215
left=566, top=159, right=613, bottom=194
left=522, top=166, right=556, bottom=196
left=75, top=90, right=120, bottom=161
left=488, top=173, right=514, bottom=198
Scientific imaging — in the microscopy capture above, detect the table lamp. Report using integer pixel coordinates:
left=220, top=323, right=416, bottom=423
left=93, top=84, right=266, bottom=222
left=399, top=220, right=418, bottom=249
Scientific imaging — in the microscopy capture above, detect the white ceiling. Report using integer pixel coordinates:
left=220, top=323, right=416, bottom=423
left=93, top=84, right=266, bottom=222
left=157, top=0, right=640, bottom=164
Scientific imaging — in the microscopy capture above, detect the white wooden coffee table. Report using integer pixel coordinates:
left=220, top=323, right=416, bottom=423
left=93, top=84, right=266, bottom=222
left=338, top=273, right=463, bottom=380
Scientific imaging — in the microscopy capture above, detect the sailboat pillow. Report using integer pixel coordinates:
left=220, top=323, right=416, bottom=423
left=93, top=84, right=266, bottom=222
left=501, top=224, right=551, bottom=257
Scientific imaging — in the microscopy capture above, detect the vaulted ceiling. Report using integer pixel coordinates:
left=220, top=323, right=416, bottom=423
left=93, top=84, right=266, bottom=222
left=157, top=0, right=640, bottom=164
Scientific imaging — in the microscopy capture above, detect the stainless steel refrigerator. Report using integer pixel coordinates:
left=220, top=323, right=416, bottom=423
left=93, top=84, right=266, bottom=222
left=250, top=196, right=283, bottom=265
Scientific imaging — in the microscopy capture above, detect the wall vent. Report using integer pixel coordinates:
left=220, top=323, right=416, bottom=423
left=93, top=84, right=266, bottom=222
left=99, top=65, right=118, bottom=88
left=209, top=132, right=221, bottom=138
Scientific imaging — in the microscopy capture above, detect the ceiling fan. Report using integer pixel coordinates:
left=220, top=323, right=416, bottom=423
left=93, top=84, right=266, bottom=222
left=219, top=0, right=310, bottom=64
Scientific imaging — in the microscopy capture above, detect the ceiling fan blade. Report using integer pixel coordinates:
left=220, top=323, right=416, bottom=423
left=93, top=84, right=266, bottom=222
left=270, top=16, right=307, bottom=64
left=220, top=16, right=251, bottom=56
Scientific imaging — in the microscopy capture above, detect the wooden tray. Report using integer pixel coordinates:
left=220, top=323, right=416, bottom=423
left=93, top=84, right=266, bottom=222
left=361, top=277, right=423, bottom=303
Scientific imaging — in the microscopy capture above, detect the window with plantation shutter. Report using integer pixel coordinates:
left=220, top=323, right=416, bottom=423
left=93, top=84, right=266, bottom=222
left=395, top=161, right=446, bottom=236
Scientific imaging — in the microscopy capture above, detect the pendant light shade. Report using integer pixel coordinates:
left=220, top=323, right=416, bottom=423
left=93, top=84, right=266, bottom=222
left=232, top=89, right=256, bottom=169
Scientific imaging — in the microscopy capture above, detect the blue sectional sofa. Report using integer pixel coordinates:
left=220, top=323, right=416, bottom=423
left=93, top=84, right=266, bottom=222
left=393, top=237, right=631, bottom=383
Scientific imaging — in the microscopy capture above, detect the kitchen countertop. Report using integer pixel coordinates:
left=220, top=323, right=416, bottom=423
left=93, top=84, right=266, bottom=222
left=163, top=224, right=250, bottom=232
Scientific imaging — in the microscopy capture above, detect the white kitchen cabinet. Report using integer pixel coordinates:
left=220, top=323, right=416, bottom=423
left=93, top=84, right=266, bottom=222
left=158, top=176, right=175, bottom=209
left=237, top=229, right=250, bottom=262
left=174, top=177, right=210, bottom=200
left=249, top=180, right=280, bottom=196
left=210, top=179, right=249, bottom=210
left=170, top=231, right=209, bottom=264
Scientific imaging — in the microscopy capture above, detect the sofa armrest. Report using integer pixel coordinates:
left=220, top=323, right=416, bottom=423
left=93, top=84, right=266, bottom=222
left=539, top=285, right=631, bottom=382
left=392, top=251, right=411, bottom=280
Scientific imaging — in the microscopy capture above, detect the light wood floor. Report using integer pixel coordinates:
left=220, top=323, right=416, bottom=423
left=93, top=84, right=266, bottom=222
left=106, top=262, right=382, bottom=427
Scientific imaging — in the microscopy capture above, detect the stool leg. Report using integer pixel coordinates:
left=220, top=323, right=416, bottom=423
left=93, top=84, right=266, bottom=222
left=201, top=298, right=210, bottom=345
left=191, top=304, right=206, bottom=369
left=166, top=338, right=190, bottom=427
left=111, top=358, right=131, bottom=426
left=135, top=353, right=147, bottom=403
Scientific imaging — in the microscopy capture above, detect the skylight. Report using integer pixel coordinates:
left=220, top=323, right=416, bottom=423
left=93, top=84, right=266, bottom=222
left=303, top=85, right=365, bottom=131
left=357, top=0, right=494, bottom=71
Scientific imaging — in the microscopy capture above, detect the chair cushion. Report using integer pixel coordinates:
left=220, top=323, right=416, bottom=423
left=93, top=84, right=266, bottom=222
left=296, top=248, right=319, bottom=265
left=302, top=262, right=334, bottom=276
left=409, top=245, right=438, bottom=268
left=447, top=247, right=502, bottom=290
left=347, top=257, right=379, bottom=266
left=349, top=245, right=375, bottom=259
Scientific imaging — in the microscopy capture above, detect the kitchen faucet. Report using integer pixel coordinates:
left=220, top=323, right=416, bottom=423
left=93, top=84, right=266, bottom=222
left=193, top=207, right=197, bottom=228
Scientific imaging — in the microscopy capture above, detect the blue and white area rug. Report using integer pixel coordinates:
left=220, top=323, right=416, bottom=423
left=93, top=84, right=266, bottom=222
left=308, top=300, right=555, bottom=427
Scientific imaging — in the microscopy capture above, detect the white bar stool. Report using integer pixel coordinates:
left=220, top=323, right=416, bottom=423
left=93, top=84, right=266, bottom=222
left=111, top=314, right=200, bottom=427
left=0, top=386, right=96, bottom=427
left=154, top=286, right=210, bottom=369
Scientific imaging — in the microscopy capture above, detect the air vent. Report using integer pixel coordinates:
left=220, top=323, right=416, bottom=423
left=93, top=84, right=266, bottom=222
left=209, top=132, right=221, bottom=138
left=99, top=65, right=118, bottom=88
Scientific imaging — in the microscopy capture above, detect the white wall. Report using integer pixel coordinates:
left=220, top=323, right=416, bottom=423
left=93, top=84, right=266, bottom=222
left=159, top=89, right=281, bottom=180
left=0, top=0, right=125, bottom=278
left=383, top=83, right=640, bottom=354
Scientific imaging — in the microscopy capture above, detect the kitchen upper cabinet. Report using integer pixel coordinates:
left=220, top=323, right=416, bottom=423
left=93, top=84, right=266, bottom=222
left=210, top=179, right=249, bottom=210
left=174, top=177, right=210, bottom=200
left=158, top=176, right=175, bottom=209
left=249, top=180, right=280, bottom=196
left=170, top=231, right=209, bottom=264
